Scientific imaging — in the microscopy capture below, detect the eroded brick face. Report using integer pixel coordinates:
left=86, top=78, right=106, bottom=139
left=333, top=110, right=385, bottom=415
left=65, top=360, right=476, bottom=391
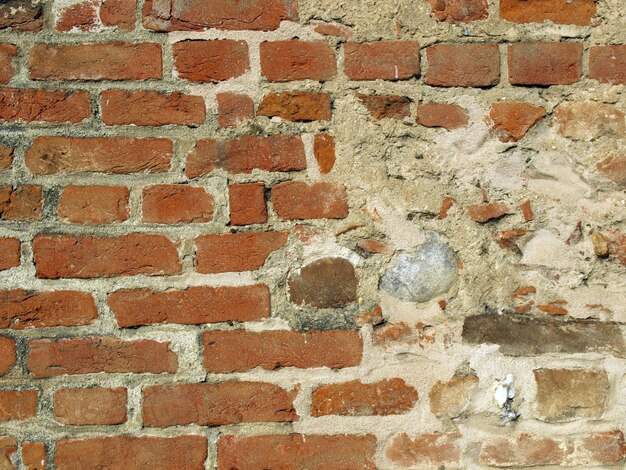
left=2, top=1, right=626, bottom=468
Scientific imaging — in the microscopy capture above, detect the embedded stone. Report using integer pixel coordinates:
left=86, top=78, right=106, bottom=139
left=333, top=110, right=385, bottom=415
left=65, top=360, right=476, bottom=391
left=288, top=257, right=358, bottom=308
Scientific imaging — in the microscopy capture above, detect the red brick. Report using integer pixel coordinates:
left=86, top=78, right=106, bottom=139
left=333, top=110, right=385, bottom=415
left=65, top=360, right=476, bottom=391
left=272, top=181, right=349, bottom=220
left=109, top=284, right=270, bottom=327
left=0, top=89, right=91, bottom=124
left=195, top=232, right=288, bottom=273
left=143, top=382, right=296, bottom=427
left=425, top=44, right=499, bottom=87
left=22, top=442, right=46, bottom=470
left=0, top=44, right=17, bottom=84
left=217, top=93, right=254, bottom=128
left=186, top=135, right=306, bottom=177
left=218, top=434, right=377, bottom=470
left=416, top=102, right=469, bottom=129
left=0, top=290, right=97, bottom=329
left=0, top=390, right=38, bottom=422
left=312, top=379, right=418, bottom=416
left=427, top=0, right=488, bottom=23
left=142, top=185, right=213, bottom=224
left=314, top=133, right=336, bottom=174
left=0, top=436, right=16, bottom=469
left=229, top=183, right=267, bottom=225
left=143, top=0, right=298, bottom=31
left=100, top=0, right=135, bottom=30
left=0, top=0, right=44, bottom=31
left=508, top=42, right=583, bottom=86
left=345, top=41, right=420, bottom=81
left=479, top=431, right=626, bottom=467
left=27, top=337, right=178, bottom=377
left=58, top=186, right=129, bottom=224
left=0, top=185, right=42, bottom=221
left=55, top=1, right=99, bottom=32
left=487, top=101, right=546, bottom=142
left=358, top=94, right=411, bottom=120
left=55, top=436, right=207, bottom=470
left=0, top=145, right=12, bottom=170
left=386, top=432, right=462, bottom=467
left=33, top=234, right=181, bottom=279
left=597, top=156, right=626, bottom=187
left=29, top=43, right=161, bottom=80
left=25, top=137, right=172, bottom=175
left=54, top=387, right=127, bottom=425
left=468, top=201, right=511, bottom=222
left=203, top=330, right=363, bottom=372
left=500, top=0, right=596, bottom=26
left=261, top=40, right=336, bottom=81
left=590, top=45, right=626, bottom=85
left=0, top=238, right=19, bottom=271
left=311, top=20, right=354, bottom=38
left=102, top=90, right=205, bottom=126
left=173, top=40, right=249, bottom=82
left=0, top=337, right=16, bottom=376
left=258, top=92, right=332, bottom=121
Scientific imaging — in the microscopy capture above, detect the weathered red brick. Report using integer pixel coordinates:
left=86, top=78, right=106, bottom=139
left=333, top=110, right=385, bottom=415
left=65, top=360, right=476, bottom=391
left=0, top=337, right=16, bottom=376
left=345, top=41, right=420, bottom=81
left=0, top=238, right=19, bottom=271
left=597, top=156, right=626, bottom=187
left=416, top=102, right=469, bottom=129
left=314, top=133, right=336, bottom=174
left=0, top=0, right=43, bottom=31
left=28, top=337, right=178, bottom=377
left=260, top=40, right=336, bottom=81
left=110, top=284, right=269, bottom=327
left=427, top=0, right=488, bottom=23
left=508, top=42, right=583, bottom=86
left=387, top=432, right=462, bottom=467
left=500, top=0, right=596, bottom=26
left=358, top=94, right=411, bottom=120
left=54, top=387, right=127, bottom=425
left=186, top=135, right=306, bottom=177
left=0, top=145, right=12, bottom=170
left=590, top=45, right=626, bottom=85
left=0, top=390, right=38, bottom=422
left=425, top=44, right=500, bottom=87
left=272, top=181, right=349, bottom=220
left=218, top=434, right=377, bottom=470
left=143, top=0, right=298, bottom=31
left=195, top=232, right=288, bottom=273
left=0, top=89, right=91, bottom=124
left=173, top=40, right=249, bottom=82
left=0, top=436, right=16, bottom=469
left=0, top=45, right=17, bottom=84
left=0, top=185, right=42, bottom=221
left=99, top=0, right=135, bottom=30
left=0, top=290, right=97, bottom=330
left=479, top=431, right=626, bottom=467
left=22, top=442, right=46, bottom=470
left=311, top=20, right=354, bottom=38
left=55, top=1, right=98, bottom=32
left=33, top=234, right=181, bottom=279
left=142, top=185, right=213, bottom=224
left=204, top=330, right=363, bottom=372
left=55, top=436, right=207, bottom=470
left=58, top=186, right=129, bottom=224
left=487, top=101, right=546, bottom=142
left=312, top=379, right=418, bottom=416
left=56, top=0, right=135, bottom=32
left=29, top=43, right=161, bottom=80
left=468, top=201, right=511, bottom=222
left=554, top=101, right=625, bottom=141
left=258, top=92, right=332, bottom=121
left=102, top=90, right=205, bottom=126
left=229, top=183, right=267, bottom=225
left=217, top=93, right=254, bottom=128
left=429, top=374, right=478, bottom=418
left=143, top=382, right=296, bottom=427
left=25, top=137, right=172, bottom=175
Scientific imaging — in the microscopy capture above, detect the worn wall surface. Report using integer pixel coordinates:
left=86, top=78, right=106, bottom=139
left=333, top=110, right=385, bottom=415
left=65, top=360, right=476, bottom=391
left=0, top=0, right=625, bottom=468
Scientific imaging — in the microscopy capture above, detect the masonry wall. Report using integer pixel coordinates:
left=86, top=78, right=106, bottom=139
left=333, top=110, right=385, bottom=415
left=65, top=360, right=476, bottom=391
left=0, top=0, right=625, bottom=468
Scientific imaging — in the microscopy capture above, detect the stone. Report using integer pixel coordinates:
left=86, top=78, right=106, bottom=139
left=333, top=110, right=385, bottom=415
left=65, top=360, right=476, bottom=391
left=381, top=237, right=458, bottom=302
left=288, top=257, right=357, bottom=308
left=429, top=374, right=478, bottom=418
left=554, top=102, right=626, bottom=141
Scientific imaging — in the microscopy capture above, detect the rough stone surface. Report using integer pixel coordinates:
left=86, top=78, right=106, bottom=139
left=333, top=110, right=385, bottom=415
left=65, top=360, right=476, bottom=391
left=381, top=237, right=458, bottom=302
left=429, top=374, right=478, bottom=418
left=288, top=257, right=358, bottom=308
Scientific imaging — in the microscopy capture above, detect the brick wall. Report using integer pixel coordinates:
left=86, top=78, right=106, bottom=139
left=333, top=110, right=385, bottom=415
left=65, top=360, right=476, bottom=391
left=0, top=0, right=625, bottom=468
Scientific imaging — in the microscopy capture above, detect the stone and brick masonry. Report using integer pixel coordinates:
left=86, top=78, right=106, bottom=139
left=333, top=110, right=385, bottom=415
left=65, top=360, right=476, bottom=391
left=0, top=0, right=625, bottom=468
